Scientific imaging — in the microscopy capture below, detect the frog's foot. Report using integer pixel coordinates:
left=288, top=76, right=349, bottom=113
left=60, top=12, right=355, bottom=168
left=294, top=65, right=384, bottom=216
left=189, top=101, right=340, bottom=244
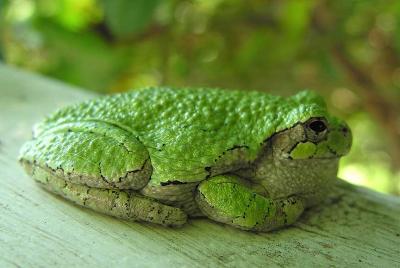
left=30, top=164, right=187, bottom=227
left=195, top=175, right=304, bottom=232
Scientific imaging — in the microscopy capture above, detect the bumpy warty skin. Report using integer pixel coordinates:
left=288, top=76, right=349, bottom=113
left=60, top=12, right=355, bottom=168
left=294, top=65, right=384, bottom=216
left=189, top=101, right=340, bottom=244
left=19, top=87, right=353, bottom=229
left=23, top=87, right=335, bottom=186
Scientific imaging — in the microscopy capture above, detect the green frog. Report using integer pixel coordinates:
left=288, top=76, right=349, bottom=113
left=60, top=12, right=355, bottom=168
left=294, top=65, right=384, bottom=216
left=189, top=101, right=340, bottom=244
left=19, top=87, right=351, bottom=232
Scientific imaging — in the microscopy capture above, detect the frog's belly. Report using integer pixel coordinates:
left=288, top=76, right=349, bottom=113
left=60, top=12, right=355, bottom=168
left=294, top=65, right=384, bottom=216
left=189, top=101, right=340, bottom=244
left=140, top=183, right=203, bottom=217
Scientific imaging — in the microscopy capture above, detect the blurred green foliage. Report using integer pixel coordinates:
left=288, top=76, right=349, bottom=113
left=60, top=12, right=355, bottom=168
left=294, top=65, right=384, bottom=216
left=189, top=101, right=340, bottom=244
left=0, top=0, right=399, bottom=195
left=99, top=0, right=160, bottom=37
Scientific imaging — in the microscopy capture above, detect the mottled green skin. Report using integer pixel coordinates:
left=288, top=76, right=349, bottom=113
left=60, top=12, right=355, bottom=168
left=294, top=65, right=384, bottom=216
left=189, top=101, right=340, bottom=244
left=25, top=88, right=333, bottom=183
left=19, top=87, right=352, bottom=231
left=196, top=176, right=304, bottom=231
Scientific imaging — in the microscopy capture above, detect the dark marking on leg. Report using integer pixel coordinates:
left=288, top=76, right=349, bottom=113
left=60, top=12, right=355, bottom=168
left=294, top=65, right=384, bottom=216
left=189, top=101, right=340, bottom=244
left=160, top=180, right=187, bottom=186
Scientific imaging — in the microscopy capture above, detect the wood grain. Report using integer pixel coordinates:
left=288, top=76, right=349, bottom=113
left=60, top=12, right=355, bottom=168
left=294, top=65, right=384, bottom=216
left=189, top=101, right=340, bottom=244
left=0, top=64, right=399, bottom=267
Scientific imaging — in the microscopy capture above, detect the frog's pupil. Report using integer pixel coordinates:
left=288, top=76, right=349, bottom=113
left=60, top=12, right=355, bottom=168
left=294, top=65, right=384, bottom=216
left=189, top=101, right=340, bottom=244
left=309, top=120, right=326, bottom=133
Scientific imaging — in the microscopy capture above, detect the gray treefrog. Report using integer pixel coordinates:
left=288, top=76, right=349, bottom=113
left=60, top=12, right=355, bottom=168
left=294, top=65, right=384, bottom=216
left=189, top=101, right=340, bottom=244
left=19, top=87, right=351, bottom=232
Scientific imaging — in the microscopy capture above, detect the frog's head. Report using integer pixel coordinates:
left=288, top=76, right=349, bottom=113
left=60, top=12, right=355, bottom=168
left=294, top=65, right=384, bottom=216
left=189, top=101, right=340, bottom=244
left=254, top=91, right=352, bottom=207
left=271, top=116, right=352, bottom=160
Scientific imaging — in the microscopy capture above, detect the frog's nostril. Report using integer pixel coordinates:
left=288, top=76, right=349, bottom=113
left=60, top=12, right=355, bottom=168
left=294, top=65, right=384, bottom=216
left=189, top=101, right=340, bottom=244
left=341, top=126, right=350, bottom=135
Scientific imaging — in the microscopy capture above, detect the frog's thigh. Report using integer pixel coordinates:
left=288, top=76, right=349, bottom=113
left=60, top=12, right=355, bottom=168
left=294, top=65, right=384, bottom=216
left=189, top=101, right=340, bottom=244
left=195, top=175, right=304, bottom=232
left=32, top=165, right=187, bottom=226
left=20, top=124, right=152, bottom=190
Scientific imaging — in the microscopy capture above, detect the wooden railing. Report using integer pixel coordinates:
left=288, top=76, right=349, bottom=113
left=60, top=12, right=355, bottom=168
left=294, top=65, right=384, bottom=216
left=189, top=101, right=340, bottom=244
left=0, top=64, right=399, bottom=267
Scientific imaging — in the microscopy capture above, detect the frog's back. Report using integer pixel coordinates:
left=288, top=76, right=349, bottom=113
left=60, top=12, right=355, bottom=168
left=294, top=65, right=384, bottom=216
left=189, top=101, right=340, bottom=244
left=33, top=87, right=326, bottom=185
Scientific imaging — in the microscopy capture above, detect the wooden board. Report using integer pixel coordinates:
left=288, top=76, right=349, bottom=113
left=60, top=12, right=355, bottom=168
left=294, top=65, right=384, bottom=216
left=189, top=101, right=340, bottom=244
left=0, top=64, right=399, bottom=267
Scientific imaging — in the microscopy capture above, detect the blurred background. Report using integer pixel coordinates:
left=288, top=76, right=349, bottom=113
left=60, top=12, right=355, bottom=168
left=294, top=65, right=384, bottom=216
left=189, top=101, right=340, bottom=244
left=0, top=0, right=399, bottom=195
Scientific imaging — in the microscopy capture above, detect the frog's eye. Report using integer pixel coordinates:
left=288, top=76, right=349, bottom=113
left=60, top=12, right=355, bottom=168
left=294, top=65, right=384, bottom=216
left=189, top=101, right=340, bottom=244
left=304, top=118, right=328, bottom=142
left=309, top=120, right=327, bottom=133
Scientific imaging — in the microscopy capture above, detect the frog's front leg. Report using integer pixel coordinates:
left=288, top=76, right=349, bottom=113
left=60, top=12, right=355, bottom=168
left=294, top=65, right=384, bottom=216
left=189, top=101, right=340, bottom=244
left=195, top=175, right=304, bottom=232
left=30, top=164, right=187, bottom=227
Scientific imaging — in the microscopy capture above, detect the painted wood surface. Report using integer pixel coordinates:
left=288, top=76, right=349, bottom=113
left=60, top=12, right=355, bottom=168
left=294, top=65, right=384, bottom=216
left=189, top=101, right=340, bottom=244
left=0, top=64, right=399, bottom=267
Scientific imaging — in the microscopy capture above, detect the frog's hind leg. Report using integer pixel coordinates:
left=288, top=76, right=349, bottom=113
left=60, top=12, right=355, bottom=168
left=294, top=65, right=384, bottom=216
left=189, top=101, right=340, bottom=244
left=195, top=175, right=304, bottom=232
left=29, top=164, right=187, bottom=226
left=19, top=121, right=152, bottom=190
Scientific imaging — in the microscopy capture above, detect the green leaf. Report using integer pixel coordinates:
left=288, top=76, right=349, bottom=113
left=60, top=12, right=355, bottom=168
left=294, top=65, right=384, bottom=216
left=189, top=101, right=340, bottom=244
left=100, top=0, right=160, bottom=37
left=33, top=18, right=132, bottom=93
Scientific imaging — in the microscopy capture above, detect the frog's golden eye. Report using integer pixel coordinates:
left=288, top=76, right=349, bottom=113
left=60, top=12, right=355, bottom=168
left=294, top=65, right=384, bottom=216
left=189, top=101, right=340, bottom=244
left=304, top=118, right=328, bottom=142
